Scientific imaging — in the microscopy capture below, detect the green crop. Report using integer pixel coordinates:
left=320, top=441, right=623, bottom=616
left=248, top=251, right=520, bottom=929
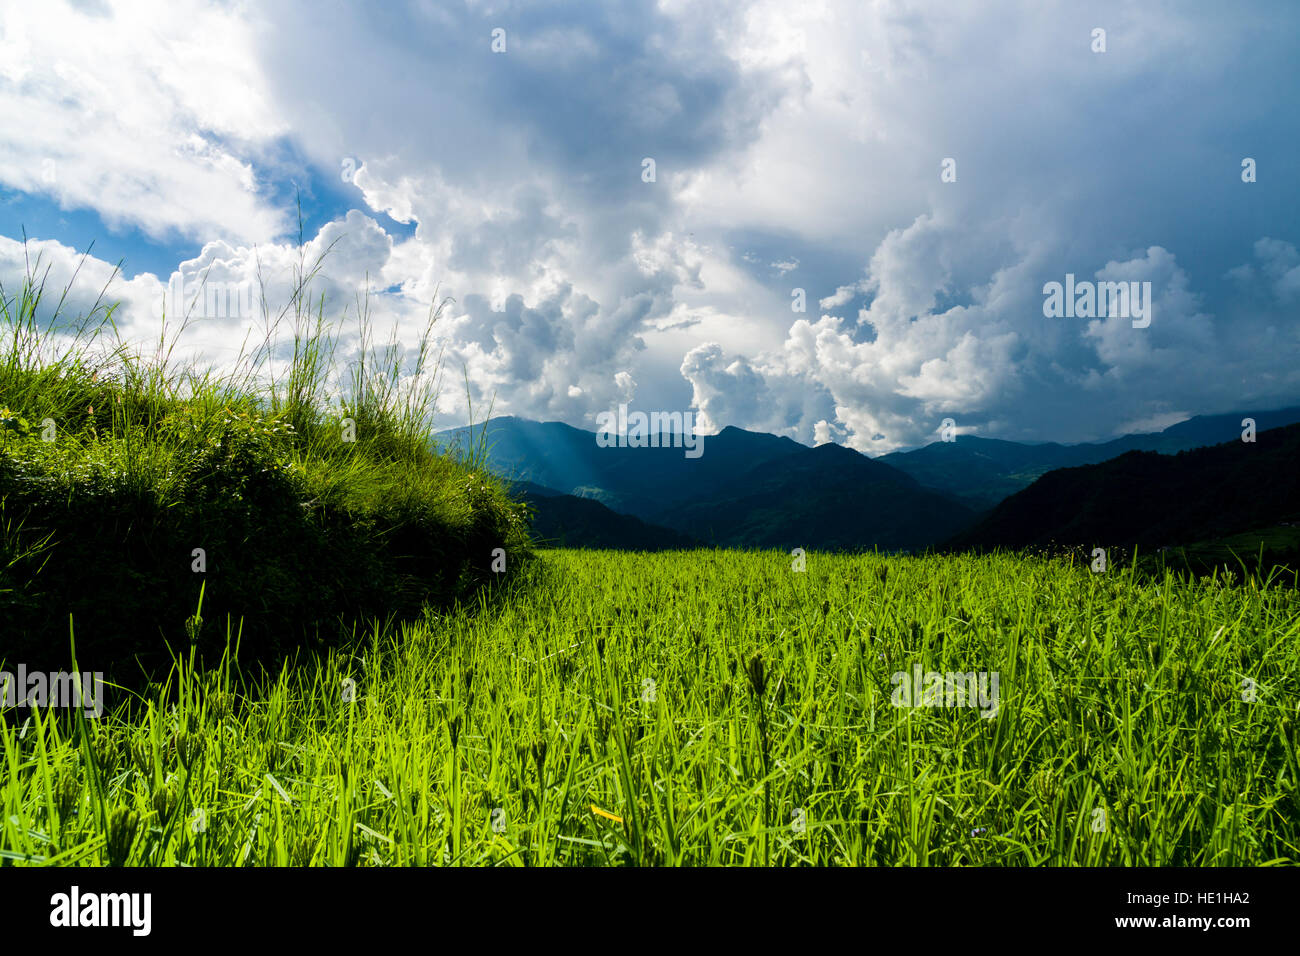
left=2, top=548, right=1296, bottom=866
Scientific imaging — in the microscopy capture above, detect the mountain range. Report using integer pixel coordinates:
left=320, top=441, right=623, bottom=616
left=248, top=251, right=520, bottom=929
left=437, top=419, right=975, bottom=550
left=880, top=406, right=1300, bottom=510
left=435, top=405, right=1300, bottom=555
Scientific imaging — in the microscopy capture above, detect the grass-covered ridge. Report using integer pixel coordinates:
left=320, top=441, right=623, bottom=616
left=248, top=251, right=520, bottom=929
left=0, top=241, right=530, bottom=678
left=2, top=549, right=1296, bottom=866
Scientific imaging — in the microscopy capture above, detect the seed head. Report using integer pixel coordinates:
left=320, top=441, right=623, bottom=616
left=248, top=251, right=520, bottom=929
left=746, top=653, right=766, bottom=698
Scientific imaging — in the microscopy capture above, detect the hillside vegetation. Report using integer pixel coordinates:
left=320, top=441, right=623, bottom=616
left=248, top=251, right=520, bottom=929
left=506, top=481, right=697, bottom=550
left=948, top=425, right=1300, bottom=563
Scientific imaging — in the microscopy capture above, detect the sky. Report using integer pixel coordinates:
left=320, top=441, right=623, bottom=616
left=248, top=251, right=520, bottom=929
left=1, top=0, right=1297, bottom=452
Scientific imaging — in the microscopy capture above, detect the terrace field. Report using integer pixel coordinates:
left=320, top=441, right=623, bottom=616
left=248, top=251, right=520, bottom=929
left=3, top=547, right=1297, bottom=866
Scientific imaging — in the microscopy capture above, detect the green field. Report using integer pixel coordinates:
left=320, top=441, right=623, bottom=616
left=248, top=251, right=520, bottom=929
left=3, top=548, right=1297, bottom=866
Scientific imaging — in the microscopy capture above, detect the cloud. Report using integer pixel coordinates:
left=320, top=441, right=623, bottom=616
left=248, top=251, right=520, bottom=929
left=681, top=228, right=1300, bottom=451
left=1228, top=238, right=1300, bottom=304
left=819, top=283, right=862, bottom=310
left=0, top=0, right=289, bottom=244
left=1, top=0, right=1297, bottom=447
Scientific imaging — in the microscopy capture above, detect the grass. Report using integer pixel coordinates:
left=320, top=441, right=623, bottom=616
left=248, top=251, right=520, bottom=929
left=2, top=548, right=1296, bottom=866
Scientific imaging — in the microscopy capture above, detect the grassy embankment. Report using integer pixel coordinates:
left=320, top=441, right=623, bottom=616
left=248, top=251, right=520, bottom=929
left=0, top=240, right=529, bottom=682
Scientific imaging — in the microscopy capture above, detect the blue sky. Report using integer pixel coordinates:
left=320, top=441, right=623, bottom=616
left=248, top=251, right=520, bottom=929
left=1, top=0, right=1297, bottom=451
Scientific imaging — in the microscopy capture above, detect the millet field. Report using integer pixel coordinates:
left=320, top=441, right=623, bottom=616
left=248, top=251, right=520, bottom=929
left=3, top=548, right=1298, bottom=866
